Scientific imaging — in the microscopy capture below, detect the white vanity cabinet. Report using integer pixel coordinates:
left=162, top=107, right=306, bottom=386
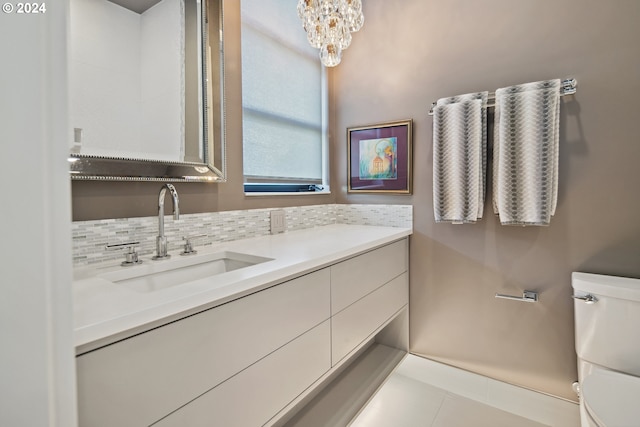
left=155, top=321, right=331, bottom=427
left=76, top=237, right=409, bottom=427
left=77, top=269, right=331, bottom=427
left=330, top=239, right=408, bottom=364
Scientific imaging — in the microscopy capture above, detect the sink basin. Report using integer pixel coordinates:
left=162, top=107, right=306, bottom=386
left=99, top=251, right=273, bottom=293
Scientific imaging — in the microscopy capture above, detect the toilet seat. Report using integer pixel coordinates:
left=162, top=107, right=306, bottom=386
left=582, top=366, right=640, bottom=427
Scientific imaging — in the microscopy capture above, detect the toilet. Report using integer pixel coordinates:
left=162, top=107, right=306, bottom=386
left=572, top=272, right=640, bottom=427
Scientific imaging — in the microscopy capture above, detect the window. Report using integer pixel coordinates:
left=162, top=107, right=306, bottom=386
left=241, top=0, right=328, bottom=193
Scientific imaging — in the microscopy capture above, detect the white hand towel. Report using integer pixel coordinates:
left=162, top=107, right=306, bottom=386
left=436, top=91, right=488, bottom=219
left=493, top=79, right=561, bottom=225
left=433, top=98, right=484, bottom=223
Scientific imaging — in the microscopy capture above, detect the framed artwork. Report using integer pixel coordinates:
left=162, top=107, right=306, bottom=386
left=347, top=119, right=413, bottom=194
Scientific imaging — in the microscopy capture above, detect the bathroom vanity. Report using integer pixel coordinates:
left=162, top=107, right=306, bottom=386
left=73, top=224, right=411, bottom=426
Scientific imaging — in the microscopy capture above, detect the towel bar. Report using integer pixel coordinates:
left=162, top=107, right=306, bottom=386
left=428, top=78, right=577, bottom=115
left=495, top=290, right=539, bottom=303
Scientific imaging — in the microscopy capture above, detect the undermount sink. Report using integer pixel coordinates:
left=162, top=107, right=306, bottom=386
left=99, top=251, right=273, bottom=293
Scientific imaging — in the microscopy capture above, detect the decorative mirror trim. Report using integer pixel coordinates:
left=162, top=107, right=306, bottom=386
left=68, top=154, right=223, bottom=182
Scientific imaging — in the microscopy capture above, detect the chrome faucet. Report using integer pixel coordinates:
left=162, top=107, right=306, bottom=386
left=153, top=183, right=180, bottom=260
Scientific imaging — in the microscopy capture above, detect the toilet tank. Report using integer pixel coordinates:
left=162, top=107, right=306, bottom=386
left=572, top=272, right=640, bottom=377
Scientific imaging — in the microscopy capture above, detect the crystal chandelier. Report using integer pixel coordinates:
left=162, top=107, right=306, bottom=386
left=297, top=0, right=365, bottom=67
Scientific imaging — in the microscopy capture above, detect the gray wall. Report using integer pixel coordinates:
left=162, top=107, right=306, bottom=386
left=333, top=0, right=640, bottom=400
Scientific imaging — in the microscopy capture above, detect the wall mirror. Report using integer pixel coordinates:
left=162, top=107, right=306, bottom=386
left=68, top=0, right=226, bottom=182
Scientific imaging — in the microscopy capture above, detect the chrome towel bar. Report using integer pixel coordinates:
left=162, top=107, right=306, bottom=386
left=495, top=290, right=539, bottom=303
left=428, top=78, right=577, bottom=115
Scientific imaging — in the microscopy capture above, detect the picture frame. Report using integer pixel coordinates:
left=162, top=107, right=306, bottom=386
left=347, top=119, right=413, bottom=194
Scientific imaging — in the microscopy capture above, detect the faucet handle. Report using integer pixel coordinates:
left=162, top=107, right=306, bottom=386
left=181, top=234, right=207, bottom=256
left=106, top=241, right=143, bottom=266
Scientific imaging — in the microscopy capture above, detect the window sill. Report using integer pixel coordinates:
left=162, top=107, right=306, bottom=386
left=244, top=190, right=331, bottom=197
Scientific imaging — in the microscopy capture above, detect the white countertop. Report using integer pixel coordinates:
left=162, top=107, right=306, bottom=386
left=73, top=224, right=412, bottom=354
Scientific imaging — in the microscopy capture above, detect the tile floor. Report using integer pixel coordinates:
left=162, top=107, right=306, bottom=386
left=349, top=355, right=581, bottom=427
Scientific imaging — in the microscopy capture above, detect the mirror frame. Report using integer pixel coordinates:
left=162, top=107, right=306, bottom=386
left=69, top=0, right=226, bottom=183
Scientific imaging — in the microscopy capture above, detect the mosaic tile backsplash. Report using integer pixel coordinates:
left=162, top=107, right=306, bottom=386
left=72, top=204, right=412, bottom=266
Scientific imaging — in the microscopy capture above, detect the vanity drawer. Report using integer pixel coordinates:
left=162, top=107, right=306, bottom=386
left=330, top=239, right=408, bottom=315
left=331, top=272, right=408, bottom=364
left=155, top=321, right=331, bottom=427
left=76, top=268, right=330, bottom=427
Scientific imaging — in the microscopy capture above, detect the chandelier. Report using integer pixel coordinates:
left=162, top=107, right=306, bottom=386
left=297, top=0, right=365, bottom=67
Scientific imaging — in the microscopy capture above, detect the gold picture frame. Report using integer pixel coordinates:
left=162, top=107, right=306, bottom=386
left=347, top=119, right=413, bottom=194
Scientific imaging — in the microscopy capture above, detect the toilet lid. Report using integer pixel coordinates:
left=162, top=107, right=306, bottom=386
left=582, top=367, right=640, bottom=427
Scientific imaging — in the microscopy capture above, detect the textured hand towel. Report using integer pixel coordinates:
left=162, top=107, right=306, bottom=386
left=436, top=91, right=489, bottom=219
left=493, top=79, right=561, bottom=225
left=433, top=98, right=484, bottom=223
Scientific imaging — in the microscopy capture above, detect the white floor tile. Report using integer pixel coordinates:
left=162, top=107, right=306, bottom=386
left=396, top=355, right=488, bottom=403
left=349, top=374, right=446, bottom=427
left=487, top=378, right=581, bottom=427
left=431, top=395, right=550, bottom=427
left=350, top=355, right=580, bottom=427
